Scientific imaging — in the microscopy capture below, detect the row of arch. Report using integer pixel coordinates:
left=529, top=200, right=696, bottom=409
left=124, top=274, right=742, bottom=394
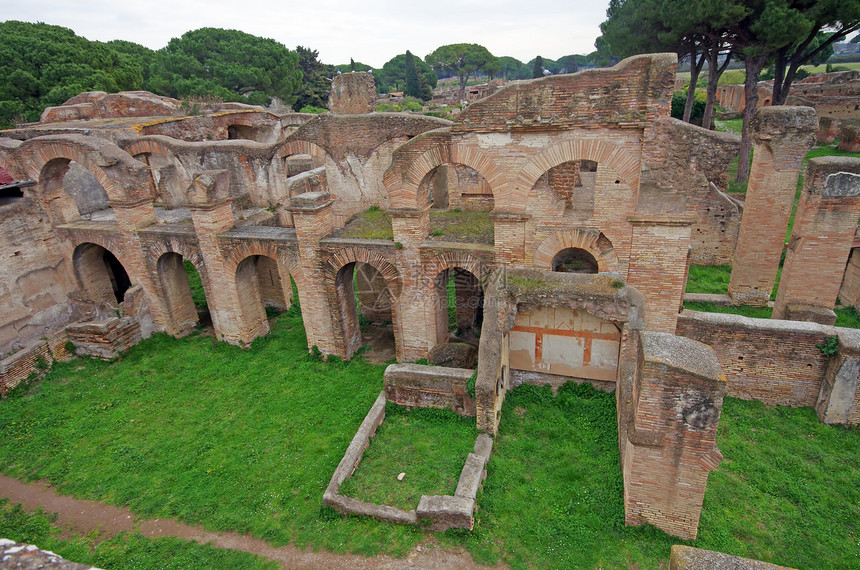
left=384, top=136, right=641, bottom=212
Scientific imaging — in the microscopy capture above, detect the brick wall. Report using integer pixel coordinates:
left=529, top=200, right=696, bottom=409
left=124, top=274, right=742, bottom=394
left=677, top=311, right=832, bottom=407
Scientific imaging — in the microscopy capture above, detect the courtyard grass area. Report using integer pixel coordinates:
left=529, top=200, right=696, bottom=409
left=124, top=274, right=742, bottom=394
left=0, top=499, right=277, bottom=569
left=684, top=265, right=860, bottom=325
left=0, top=311, right=858, bottom=568
left=339, top=403, right=477, bottom=510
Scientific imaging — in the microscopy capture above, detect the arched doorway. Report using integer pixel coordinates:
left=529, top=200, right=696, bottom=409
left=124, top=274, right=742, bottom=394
left=419, top=163, right=494, bottom=211
left=73, top=243, right=132, bottom=304
left=39, top=158, right=113, bottom=223
left=155, top=253, right=210, bottom=333
left=433, top=267, right=484, bottom=346
left=234, top=255, right=294, bottom=341
left=335, top=261, right=396, bottom=361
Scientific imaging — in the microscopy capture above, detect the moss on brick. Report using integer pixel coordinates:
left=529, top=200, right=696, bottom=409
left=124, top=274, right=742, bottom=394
left=428, top=210, right=494, bottom=244
left=332, top=207, right=394, bottom=240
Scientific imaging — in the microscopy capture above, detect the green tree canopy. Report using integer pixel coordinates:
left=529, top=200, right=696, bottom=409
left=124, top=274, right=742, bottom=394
left=145, top=28, right=302, bottom=107
left=425, top=43, right=498, bottom=101
left=497, top=56, right=530, bottom=79
left=0, top=21, right=149, bottom=126
left=532, top=55, right=545, bottom=78
left=293, top=45, right=334, bottom=111
left=374, top=52, right=437, bottom=96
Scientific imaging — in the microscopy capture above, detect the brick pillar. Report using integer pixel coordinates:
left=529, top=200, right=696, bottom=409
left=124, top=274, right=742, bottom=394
left=108, top=197, right=168, bottom=329
left=627, top=217, right=695, bottom=333
left=623, top=331, right=726, bottom=540
left=289, top=191, right=338, bottom=354
left=774, top=157, right=860, bottom=323
left=186, top=170, right=252, bottom=345
left=391, top=206, right=433, bottom=361
left=728, top=106, right=817, bottom=306
left=490, top=211, right=528, bottom=265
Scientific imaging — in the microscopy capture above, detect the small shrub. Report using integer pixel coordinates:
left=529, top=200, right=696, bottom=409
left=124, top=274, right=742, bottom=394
left=376, top=103, right=402, bottom=112
left=466, top=371, right=477, bottom=399
left=816, top=336, right=839, bottom=356
left=394, top=242, right=403, bottom=249
left=299, top=105, right=327, bottom=114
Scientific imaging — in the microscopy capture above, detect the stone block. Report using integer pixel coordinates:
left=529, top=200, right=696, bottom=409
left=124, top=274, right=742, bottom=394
left=416, top=495, right=474, bottom=531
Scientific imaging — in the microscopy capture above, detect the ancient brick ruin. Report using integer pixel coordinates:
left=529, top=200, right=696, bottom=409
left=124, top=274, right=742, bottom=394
left=2, top=53, right=860, bottom=541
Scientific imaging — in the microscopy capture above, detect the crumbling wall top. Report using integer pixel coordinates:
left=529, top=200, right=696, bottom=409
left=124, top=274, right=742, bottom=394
left=454, top=53, right=677, bottom=133
left=328, top=72, right=377, bottom=114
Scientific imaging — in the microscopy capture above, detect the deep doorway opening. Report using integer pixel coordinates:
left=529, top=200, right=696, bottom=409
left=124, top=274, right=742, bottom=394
left=73, top=243, right=132, bottom=305
left=335, top=262, right=396, bottom=362
left=434, top=267, right=484, bottom=347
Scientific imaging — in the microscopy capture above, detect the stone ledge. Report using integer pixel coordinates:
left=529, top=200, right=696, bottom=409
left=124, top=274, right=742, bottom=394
left=324, top=391, right=386, bottom=495
left=669, top=545, right=795, bottom=569
left=454, top=453, right=486, bottom=500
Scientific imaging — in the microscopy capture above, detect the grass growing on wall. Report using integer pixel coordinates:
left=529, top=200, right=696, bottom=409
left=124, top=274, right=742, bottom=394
left=339, top=403, right=476, bottom=510
left=0, top=310, right=858, bottom=568
left=0, top=499, right=277, bottom=570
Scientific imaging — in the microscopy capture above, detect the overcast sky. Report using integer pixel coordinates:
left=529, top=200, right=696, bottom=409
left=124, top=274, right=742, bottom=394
left=5, top=0, right=610, bottom=68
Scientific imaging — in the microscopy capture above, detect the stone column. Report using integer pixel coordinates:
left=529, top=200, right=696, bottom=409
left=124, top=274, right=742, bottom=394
left=626, top=216, right=695, bottom=333
left=186, top=170, right=252, bottom=345
left=391, top=205, right=433, bottom=361
left=774, top=157, right=860, bottom=323
left=622, top=331, right=726, bottom=540
left=728, top=106, right=817, bottom=306
left=288, top=191, right=338, bottom=354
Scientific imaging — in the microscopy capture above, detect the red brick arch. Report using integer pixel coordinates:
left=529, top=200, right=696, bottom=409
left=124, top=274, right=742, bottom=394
left=144, top=239, right=205, bottom=275
left=323, top=247, right=401, bottom=297
left=223, top=241, right=302, bottom=279
left=385, top=142, right=508, bottom=210
left=19, top=135, right=150, bottom=204
left=422, top=251, right=492, bottom=285
left=533, top=228, right=619, bottom=273
left=507, top=138, right=640, bottom=213
left=276, top=140, right=327, bottom=164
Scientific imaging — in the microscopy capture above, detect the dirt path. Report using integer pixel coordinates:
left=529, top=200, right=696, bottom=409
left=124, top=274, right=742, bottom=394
left=0, top=475, right=503, bottom=570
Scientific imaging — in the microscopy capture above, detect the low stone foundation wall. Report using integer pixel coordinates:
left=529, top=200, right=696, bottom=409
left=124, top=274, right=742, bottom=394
left=383, top=363, right=476, bottom=416
left=0, top=330, right=72, bottom=397
left=65, top=317, right=142, bottom=360
left=323, top=391, right=492, bottom=531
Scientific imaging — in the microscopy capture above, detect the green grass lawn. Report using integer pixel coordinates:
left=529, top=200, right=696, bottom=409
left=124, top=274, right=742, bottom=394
left=0, top=499, right=277, bottom=569
left=339, top=403, right=476, bottom=510
left=1, top=311, right=858, bottom=568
